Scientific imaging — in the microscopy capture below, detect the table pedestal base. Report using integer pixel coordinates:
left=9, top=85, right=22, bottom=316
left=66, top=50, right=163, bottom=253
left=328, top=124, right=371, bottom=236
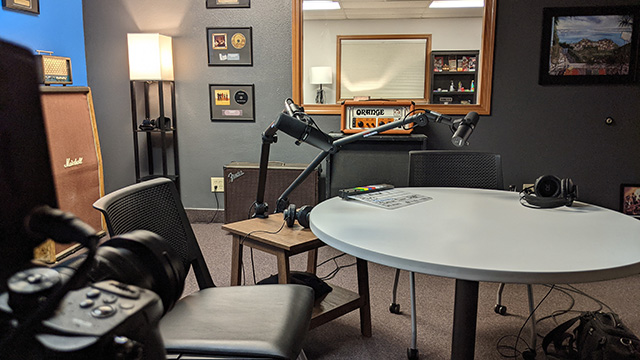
left=452, top=279, right=479, bottom=360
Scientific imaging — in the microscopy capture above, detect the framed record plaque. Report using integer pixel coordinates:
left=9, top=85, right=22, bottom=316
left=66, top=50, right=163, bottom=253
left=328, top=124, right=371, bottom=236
left=206, top=0, right=250, bottom=9
left=209, top=84, right=255, bottom=121
left=207, top=27, right=253, bottom=66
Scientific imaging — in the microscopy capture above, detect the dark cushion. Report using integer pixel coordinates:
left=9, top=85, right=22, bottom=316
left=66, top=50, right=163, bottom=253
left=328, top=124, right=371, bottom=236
left=159, top=284, right=314, bottom=359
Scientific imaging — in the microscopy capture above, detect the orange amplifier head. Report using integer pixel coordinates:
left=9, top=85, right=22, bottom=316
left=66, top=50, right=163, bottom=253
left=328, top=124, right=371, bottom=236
left=341, top=100, right=415, bottom=134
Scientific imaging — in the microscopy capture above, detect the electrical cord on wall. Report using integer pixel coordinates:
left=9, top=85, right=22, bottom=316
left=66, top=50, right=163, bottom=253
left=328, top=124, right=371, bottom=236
left=208, top=186, right=221, bottom=224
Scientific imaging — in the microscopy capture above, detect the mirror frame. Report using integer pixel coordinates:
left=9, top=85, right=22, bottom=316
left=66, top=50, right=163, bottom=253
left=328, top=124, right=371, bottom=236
left=292, top=0, right=496, bottom=115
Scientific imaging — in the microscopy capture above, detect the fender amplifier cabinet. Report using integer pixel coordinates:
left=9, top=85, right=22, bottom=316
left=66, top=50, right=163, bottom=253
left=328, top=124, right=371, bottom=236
left=223, top=161, right=319, bottom=224
left=341, top=100, right=415, bottom=134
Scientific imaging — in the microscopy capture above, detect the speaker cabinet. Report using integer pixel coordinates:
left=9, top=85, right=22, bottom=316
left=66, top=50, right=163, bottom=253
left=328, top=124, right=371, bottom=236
left=37, top=86, right=104, bottom=261
left=224, top=161, right=319, bottom=224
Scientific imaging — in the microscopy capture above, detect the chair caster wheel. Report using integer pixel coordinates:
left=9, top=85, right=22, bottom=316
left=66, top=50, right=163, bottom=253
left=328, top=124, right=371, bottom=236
left=494, top=304, right=507, bottom=315
left=389, top=303, right=401, bottom=314
left=407, top=347, right=419, bottom=360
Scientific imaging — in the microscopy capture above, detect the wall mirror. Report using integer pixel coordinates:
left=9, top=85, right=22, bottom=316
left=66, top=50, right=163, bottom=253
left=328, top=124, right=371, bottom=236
left=292, top=0, right=496, bottom=115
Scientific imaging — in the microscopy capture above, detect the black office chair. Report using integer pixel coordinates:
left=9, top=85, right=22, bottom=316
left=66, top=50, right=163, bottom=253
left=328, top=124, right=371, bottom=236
left=391, top=150, right=505, bottom=359
left=93, top=177, right=314, bottom=359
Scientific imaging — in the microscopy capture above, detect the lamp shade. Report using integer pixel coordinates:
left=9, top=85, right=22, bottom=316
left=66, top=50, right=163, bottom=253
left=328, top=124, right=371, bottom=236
left=310, top=66, right=332, bottom=85
left=127, top=33, right=174, bottom=81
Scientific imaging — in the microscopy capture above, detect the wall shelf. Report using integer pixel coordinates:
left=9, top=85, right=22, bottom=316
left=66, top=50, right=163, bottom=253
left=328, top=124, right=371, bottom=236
left=430, top=50, right=479, bottom=105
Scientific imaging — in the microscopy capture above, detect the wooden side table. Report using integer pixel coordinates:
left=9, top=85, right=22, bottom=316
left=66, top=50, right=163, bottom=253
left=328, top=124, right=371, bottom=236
left=222, top=213, right=372, bottom=336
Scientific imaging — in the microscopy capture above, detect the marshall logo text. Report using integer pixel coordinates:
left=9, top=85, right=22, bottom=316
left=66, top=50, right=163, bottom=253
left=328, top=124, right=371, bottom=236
left=63, top=157, right=83, bottom=168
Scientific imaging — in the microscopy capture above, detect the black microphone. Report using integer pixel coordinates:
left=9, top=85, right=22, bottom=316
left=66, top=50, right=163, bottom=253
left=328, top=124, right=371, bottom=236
left=285, top=98, right=304, bottom=119
left=273, top=112, right=334, bottom=152
left=451, top=111, right=479, bottom=147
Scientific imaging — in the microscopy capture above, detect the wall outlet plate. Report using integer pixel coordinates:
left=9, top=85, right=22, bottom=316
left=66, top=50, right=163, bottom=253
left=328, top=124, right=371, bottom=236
left=211, top=177, right=224, bottom=192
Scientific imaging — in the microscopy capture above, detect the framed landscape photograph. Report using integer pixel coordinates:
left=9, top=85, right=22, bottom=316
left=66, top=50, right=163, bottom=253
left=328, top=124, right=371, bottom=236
left=539, top=6, right=640, bottom=85
left=206, top=0, right=250, bottom=8
left=207, top=27, right=253, bottom=66
left=620, top=184, right=640, bottom=217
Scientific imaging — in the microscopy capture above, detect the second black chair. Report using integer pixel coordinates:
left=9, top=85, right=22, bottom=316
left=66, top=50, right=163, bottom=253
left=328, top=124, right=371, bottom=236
left=392, top=150, right=503, bottom=359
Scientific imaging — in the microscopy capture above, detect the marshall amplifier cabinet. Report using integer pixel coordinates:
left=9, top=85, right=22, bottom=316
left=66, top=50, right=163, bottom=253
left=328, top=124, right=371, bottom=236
left=341, top=100, right=415, bottom=134
left=35, top=51, right=73, bottom=85
left=36, top=87, right=104, bottom=262
left=223, top=161, right=319, bottom=224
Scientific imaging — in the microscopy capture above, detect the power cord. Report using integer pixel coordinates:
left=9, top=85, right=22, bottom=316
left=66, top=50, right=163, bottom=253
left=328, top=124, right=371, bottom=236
left=317, top=252, right=356, bottom=281
left=238, top=220, right=286, bottom=285
left=208, top=186, right=220, bottom=223
left=496, top=283, right=615, bottom=359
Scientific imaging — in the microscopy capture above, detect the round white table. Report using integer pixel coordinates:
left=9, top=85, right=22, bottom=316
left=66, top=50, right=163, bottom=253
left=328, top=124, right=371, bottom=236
left=309, top=187, right=640, bottom=360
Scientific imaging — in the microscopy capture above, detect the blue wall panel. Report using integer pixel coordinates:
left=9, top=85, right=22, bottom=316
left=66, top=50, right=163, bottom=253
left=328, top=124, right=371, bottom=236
left=0, top=0, right=87, bottom=86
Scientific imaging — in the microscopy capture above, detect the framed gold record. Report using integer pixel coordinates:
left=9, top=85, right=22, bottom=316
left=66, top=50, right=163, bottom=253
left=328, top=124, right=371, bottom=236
left=207, top=27, right=253, bottom=66
left=231, top=33, right=246, bottom=49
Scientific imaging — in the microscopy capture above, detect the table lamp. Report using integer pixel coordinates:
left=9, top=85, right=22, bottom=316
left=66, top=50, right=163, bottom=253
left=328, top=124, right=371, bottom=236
left=310, top=66, right=332, bottom=104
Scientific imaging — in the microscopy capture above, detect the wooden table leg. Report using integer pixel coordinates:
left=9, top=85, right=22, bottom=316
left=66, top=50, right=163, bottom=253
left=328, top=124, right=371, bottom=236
left=230, top=235, right=243, bottom=286
left=306, top=248, right=318, bottom=274
left=356, top=258, right=372, bottom=337
left=276, top=251, right=291, bottom=284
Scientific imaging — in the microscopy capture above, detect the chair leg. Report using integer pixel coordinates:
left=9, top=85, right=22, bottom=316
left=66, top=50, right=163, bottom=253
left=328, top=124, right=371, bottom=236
left=390, top=268, right=402, bottom=314
left=407, top=271, right=419, bottom=360
left=494, top=283, right=507, bottom=315
left=524, top=284, right=537, bottom=358
left=296, top=349, right=308, bottom=360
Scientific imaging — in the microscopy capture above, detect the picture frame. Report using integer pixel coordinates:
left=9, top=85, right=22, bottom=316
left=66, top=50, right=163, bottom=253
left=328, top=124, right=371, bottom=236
left=207, top=27, right=253, bottom=66
left=209, top=84, right=255, bottom=122
left=539, top=6, right=640, bottom=85
left=620, top=184, right=640, bottom=217
left=206, top=0, right=250, bottom=9
left=2, top=0, right=39, bottom=14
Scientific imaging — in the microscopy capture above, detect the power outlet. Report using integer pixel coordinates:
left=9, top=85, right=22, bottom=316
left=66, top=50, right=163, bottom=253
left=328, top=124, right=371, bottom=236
left=211, top=177, right=224, bottom=192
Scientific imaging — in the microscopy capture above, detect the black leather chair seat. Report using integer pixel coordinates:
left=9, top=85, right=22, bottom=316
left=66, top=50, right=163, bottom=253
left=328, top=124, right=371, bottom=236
left=160, top=284, right=314, bottom=359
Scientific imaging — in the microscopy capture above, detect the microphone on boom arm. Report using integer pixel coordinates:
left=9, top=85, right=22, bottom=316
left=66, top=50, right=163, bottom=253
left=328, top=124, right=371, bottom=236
left=451, top=111, right=479, bottom=147
left=274, top=99, right=334, bottom=152
left=403, top=109, right=480, bottom=147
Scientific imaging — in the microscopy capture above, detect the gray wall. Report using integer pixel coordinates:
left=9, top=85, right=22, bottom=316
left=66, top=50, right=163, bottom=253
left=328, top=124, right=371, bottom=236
left=84, top=0, right=640, bottom=211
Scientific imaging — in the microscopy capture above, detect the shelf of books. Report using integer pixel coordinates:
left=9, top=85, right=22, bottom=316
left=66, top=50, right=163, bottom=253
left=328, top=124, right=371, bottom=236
left=430, top=50, right=479, bottom=105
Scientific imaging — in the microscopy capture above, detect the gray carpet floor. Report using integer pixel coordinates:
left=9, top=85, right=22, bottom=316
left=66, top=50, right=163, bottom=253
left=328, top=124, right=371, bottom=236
left=187, top=221, right=640, bottom=360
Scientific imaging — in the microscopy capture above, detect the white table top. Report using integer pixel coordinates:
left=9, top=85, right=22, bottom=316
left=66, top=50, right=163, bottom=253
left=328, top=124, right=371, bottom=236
left=310, top=187, right=640, bottom=284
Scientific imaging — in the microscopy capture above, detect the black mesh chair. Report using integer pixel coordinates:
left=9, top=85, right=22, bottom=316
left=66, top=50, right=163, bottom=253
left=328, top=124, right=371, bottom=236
left=392, top=150, right=505, bottom=359
left=93, top=177, right=313, bottom=359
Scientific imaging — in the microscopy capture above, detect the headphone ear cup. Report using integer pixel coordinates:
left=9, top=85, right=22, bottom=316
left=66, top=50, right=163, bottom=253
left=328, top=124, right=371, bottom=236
left=534, top=175, right=561, bottom=198
left=284, top=204, right=297, bottom=228
left=296, top=205, right=313, bottom=229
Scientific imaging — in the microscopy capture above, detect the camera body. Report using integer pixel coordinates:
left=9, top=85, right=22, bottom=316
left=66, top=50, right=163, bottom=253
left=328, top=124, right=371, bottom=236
left=0, top=213, right=184, bottom=360
left=0, top=277, right=164, bottom=359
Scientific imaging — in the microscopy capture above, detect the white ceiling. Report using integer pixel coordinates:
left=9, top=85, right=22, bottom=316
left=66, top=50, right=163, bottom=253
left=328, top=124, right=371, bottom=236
left=303, top=0, right=484, bottom=20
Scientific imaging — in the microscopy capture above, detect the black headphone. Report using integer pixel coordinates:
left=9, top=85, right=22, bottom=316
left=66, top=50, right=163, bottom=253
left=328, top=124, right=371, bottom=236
left=521, top=175, right=577, bottom=209
left=283, top=204, right=313, bottom=228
